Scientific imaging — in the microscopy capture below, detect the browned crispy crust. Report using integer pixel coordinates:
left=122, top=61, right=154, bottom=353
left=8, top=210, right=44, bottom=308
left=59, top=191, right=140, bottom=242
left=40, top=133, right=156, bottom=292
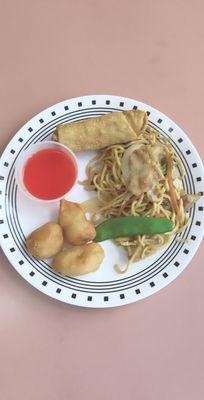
left=52, top=110, right=148, bottom=152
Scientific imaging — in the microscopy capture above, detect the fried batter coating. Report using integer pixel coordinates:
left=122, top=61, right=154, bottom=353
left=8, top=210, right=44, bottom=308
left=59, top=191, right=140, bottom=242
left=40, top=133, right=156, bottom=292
left=59, top=199, right=96, bottom=245
left=52, top=243, right=104, bottom=276
left=26, top=222, right=63, bottom=259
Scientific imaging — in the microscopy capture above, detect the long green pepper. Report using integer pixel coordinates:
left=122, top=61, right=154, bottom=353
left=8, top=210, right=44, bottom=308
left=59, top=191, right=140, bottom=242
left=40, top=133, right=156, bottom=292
left=94, top=216, right=173, bottom=242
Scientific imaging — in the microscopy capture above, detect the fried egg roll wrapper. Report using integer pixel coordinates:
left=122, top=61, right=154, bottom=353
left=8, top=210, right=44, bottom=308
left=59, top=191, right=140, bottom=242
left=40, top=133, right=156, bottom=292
left=52, top=110, right=147, bottom=152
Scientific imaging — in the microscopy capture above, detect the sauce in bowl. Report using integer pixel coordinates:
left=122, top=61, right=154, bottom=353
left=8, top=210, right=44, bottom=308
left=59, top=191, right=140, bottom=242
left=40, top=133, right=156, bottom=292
left=23, top=148, right=77, bottom=200
left=15, top=142, right=78, bottom=202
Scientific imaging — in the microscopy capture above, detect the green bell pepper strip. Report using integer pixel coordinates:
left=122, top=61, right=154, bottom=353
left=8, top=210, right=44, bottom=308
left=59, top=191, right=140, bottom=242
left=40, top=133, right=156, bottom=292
left=161, top=161, right=167, bottom=175
left=94, top=216, right=173, bottom=242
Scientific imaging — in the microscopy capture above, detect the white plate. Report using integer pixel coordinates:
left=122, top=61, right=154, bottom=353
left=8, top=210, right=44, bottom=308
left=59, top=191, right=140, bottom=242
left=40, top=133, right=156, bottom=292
left=0, top=95, right=203, bottom=308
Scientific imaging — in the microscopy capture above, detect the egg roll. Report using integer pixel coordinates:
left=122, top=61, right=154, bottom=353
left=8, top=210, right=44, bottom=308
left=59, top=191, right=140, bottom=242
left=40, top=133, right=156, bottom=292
left=52, top=110, right=147, bottom=152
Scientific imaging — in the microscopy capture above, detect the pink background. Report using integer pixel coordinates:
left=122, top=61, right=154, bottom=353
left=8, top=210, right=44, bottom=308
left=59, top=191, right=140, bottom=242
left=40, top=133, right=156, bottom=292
left=0, top=1, right=204, bottom=399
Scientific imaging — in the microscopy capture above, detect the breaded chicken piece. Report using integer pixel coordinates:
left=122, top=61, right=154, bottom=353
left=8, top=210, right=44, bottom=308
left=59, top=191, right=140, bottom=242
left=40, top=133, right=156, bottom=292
left=52, top=243, right=104, bottom=276
left=59, top=199, right=96, bottom=245
left=26, top=222, right=63, bottom=259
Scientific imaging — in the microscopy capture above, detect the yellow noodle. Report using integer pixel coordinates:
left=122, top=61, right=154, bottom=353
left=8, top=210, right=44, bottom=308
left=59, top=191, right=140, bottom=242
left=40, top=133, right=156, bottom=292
left=82, top=127, right=190, bottom=272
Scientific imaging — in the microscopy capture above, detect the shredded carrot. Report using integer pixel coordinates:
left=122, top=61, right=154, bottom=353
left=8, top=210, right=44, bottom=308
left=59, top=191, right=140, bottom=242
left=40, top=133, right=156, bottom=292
left=166, top=152, right=180, bottom=219
left=155, top=213, right=166, bottom=218
left=118, top=195, right=136, bottom=216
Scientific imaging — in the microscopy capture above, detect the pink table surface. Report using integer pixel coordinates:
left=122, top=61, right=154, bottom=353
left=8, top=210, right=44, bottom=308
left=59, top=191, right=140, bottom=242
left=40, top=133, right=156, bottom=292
left=0, top=1, right=204, bottom=399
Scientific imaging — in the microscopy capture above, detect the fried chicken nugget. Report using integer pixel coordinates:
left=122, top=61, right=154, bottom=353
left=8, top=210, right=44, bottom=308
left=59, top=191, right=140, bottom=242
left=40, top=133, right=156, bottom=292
left=52, top=243, right=104, bottom=276
left=59, top=199, right=96, bottom=245
left=26, top=222, right=63, bottom=259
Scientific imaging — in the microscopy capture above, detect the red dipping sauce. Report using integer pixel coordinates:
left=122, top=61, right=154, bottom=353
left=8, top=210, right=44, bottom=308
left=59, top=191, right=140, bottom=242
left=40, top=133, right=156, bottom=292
left=23, top=148, right=77, bottom=200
